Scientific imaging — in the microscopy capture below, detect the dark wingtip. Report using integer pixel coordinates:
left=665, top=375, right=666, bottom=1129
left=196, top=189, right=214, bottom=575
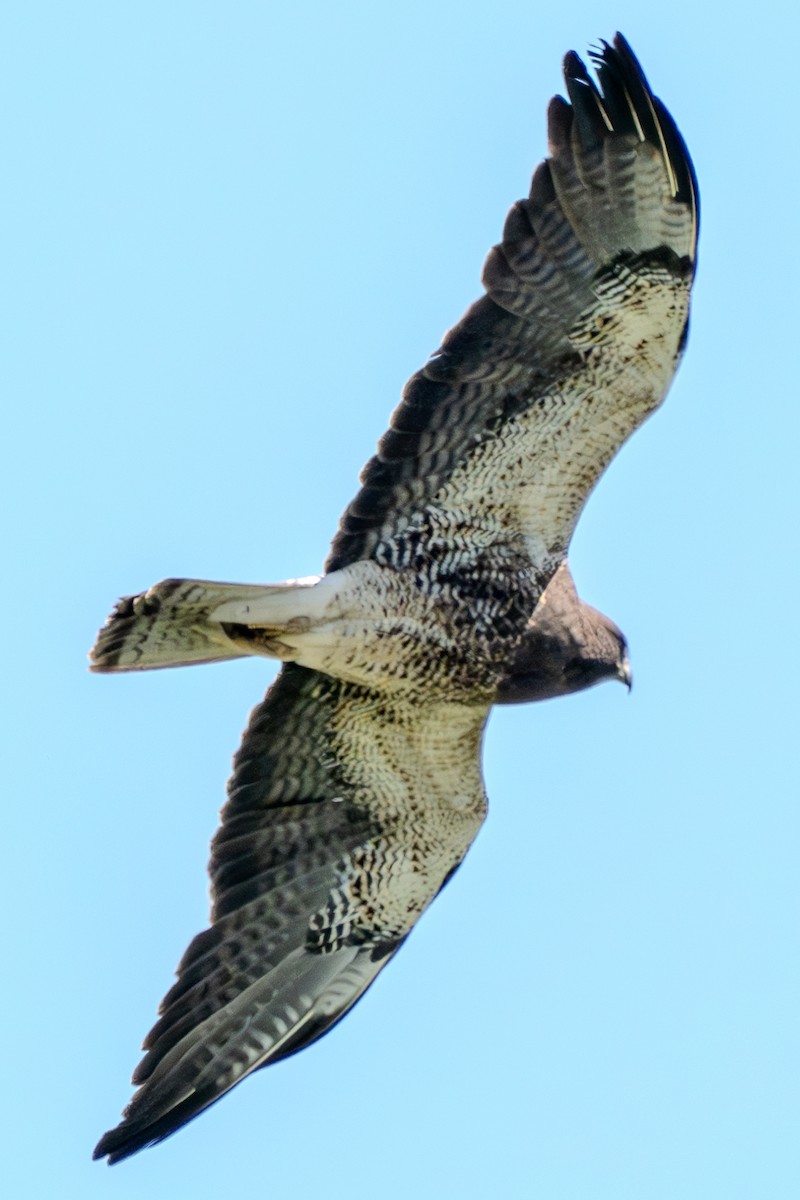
left=93, top=1122, right=162, bottom=1165
left=93, top=1128, right=128, bottom=1165
left=583, top=32, right=699, bottom=249
left=611, top=31, right=636, bottom=62
left=93, top=1073, right=234, bottom=1164
left=93, top=1109, right=170, bottom=1164
left=562, top=48, right=609, bottom=150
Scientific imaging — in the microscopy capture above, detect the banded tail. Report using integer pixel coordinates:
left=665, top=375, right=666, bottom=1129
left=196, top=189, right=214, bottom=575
left=89, top=576, right=322, bottom=673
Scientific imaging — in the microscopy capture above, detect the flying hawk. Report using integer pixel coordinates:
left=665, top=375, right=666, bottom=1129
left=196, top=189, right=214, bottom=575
left=91, top=34, right=697, bottom=1163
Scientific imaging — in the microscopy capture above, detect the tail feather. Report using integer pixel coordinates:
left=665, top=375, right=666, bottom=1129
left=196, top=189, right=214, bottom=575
left=89, top=578, right=318, bottom=673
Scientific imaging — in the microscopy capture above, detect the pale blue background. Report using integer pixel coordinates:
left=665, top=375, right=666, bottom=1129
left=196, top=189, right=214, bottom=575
left=3, top=2, right=798, bottom=1197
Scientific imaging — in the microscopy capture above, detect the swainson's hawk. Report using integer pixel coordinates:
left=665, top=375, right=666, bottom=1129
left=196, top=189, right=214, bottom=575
left=91, top=34, right=697, bottom=1162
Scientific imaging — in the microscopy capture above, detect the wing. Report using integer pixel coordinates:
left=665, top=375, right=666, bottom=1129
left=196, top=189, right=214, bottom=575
left=326, top=34, right=698, bottom=574
left=94, top=664, right=488, bottom=1163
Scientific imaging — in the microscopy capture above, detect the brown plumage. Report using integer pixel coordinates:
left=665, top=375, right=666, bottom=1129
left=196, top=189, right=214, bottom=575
left=91, top=34, right=697, bottom=1163
left=495, top=563, right=631, bottom=704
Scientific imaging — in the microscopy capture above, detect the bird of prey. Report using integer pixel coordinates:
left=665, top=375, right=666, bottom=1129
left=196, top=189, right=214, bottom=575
left=91, top=34, right=698, bottom=1163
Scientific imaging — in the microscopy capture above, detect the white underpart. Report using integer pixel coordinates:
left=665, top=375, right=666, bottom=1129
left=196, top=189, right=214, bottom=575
left=203, top=270, right=687, bottom=695
left=211, top=572, right=336, bottom=625
left=419, top=260, right=689, bottom=564
left=325, top=692, right=488, bottom=939
left=211, top=561, right=453, bottom=690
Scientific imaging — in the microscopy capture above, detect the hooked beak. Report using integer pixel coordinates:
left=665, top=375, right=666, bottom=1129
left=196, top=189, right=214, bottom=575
left=618, top=650, right=633, bottom=692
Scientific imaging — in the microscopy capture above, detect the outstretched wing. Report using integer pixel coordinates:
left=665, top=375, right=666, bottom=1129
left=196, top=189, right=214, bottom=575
left=327, top=34, right=698, bottom=574
left=94, top=664, right=488, bottom=1163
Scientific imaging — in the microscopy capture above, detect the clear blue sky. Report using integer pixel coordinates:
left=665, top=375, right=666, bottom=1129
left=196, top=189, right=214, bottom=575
left=4, top=2, right=799, bottom=1197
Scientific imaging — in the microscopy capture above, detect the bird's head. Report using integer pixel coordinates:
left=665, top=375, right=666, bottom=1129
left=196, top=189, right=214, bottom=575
left=494, top=565, right=633, bottom=705
left=588, top=612, right=632, bottom=692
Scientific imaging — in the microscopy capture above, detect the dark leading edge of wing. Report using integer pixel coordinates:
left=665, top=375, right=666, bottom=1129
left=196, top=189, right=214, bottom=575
left=326, top=33, right=697, bottom=573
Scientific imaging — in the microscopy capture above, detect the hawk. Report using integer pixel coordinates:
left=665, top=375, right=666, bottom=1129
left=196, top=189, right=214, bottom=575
left=91, top=34, right=697, bottom=1162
